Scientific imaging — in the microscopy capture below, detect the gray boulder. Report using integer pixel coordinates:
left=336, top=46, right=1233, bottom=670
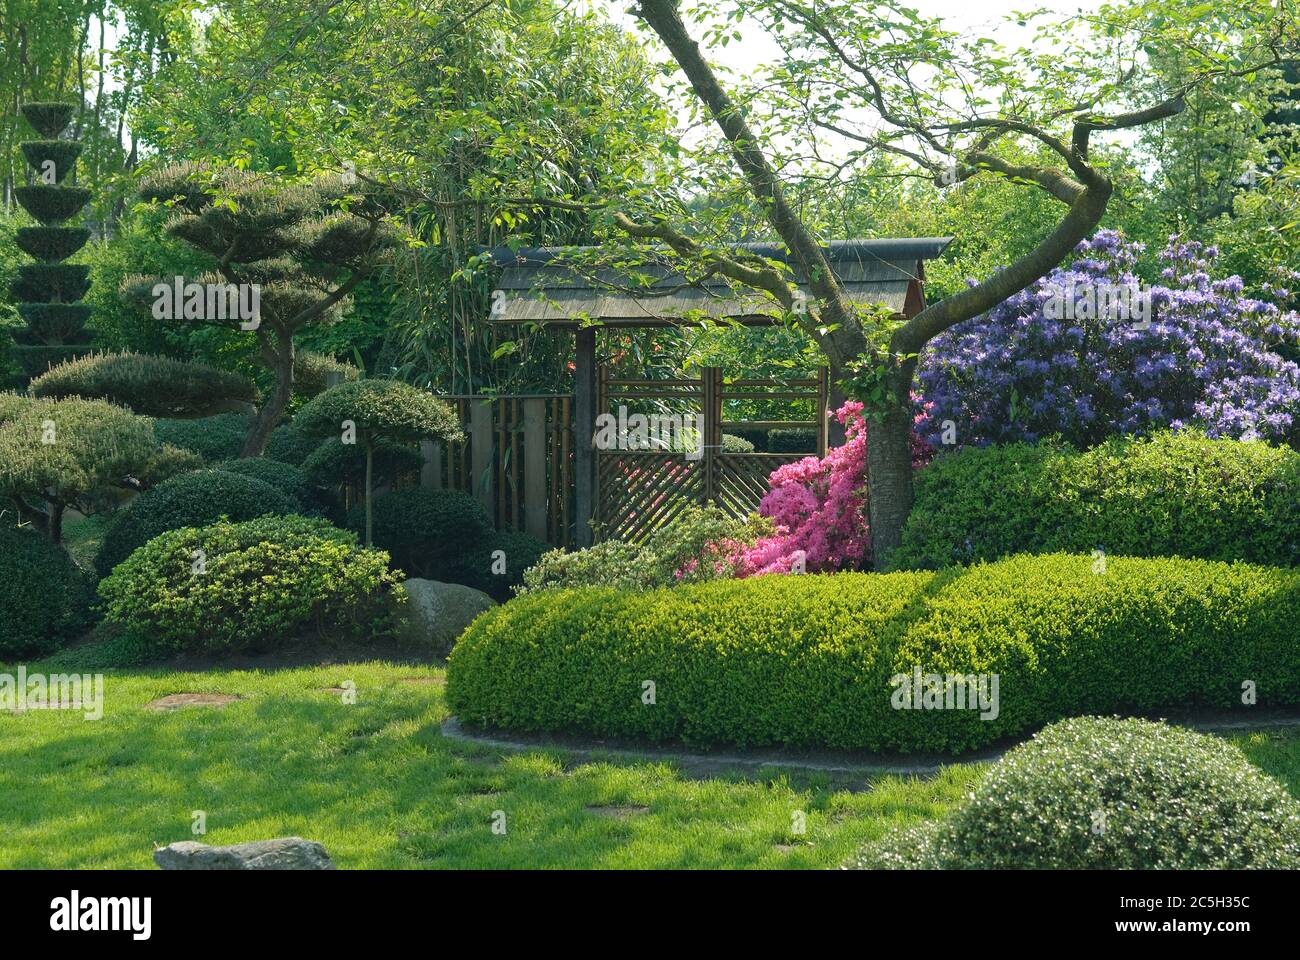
left=154, top=837, right=336, bottom=870
left=396, top=578, right=495, bottom=658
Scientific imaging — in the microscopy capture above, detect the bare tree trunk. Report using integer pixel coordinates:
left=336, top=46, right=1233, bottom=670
left=48, top=501, right=65, bottom=545
left=865, top=405, right=914, bottom=570
left=364, top=441, right=375, bottom=547
left=241, top=341, right=295, bottom=457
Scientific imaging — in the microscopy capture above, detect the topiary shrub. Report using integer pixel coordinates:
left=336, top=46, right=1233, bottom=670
left=453, top=527, right=552, bottom=601
left=294, top=379, right=462, bottom=545
left=154, top=413, right=250, bottom=463
left=767, top=427, right=817, bottom=453
left=300, top=437, right=424, bottom=492
left=892, top=431, right=1300, bottom=570
left=95, top=468, right=299, bottom=576
left=346, top=487, right=491, bottom=578
left=449, top=553, right=1300, bottom=754
left=30, top=351, right=256, bottom=418
left=265, top=421, right=323, bottom=466
left=849, top=717, right=1300, bottom=869
left=293, top=351, right=359, bottom=399
left=215, top=457, right=315, bottom=508
left=720, top=432, right=754, bottom=453
left=0, top=522, right=92, bottom=657
left=519, top=539, right=660, bottom=593
left=97, top=514, right=404, bottom=658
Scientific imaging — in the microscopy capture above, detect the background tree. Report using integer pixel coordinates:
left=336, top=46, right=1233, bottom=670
left=125, top=164, right=401, bottom=456
left=293, top=379, right=463, bottom=546
left=620, top=0, right=1297, bottom=567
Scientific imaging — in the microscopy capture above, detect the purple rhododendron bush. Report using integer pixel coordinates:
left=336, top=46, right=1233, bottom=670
left=917, top=231, right=1300, bottom=450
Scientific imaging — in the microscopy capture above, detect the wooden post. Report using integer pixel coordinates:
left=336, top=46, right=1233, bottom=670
left=522, top=398, right=547, bottom=540
left=420, top=440, right=442, bottom=489
left=470, top=400, right=494, bottom=516
left=574, top=328, right=597, bottom=547
left=816, top=366, right=830, bottom=456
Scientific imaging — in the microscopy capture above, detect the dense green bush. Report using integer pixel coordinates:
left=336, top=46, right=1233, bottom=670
left=767, top=427, right=817, bottom=453
left=30, top=352, right=256, bottom=418
left=96, top=468, right=299, bottom=575
left=720, top=432, right=754, bottom=453
left=293, top=351, right=359, bottom=399
left=265, top=422, right=323, bottom=465
left=14, top=226, right=90, bottom=262
left=98, top=514, right=404, bottom=658
left=455, top=527, right=552, bottom=600
left=300, top=437, right=424, bottom=489
left=0, top=522, right=92, bottom=657
left=347, top=487, right=491, bottom=577
left=891, top=431, right=1300, bottom=570
left=850, top=717, right=1300, bottom=869
left=215, top=457, right=315, bottom=507
left=154, top=413, right=249, bottom=463
left=449, top=553, right=1300, bottom=753
left=521, top=539, right=659, bottom=593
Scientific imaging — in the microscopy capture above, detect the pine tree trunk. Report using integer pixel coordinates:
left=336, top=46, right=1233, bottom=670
left=866, top=404, right=914, bottom=571
left=241, top=342, right=294, bottom=457
left=364, top=441, right=375, bottom=548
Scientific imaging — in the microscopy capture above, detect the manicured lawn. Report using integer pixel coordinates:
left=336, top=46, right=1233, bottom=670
left=0, top=661, right=980, bottom=869
left=7, top=658, right=1300, bottom=869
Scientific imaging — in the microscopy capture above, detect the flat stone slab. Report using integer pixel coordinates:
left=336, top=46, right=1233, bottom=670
left=146, top=693, right=242, bottom=711
left=587, top=804, right=650, bottom=819
left=154, top=837, right=336, bottom=870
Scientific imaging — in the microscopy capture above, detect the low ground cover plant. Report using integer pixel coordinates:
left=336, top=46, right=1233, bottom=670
left=450, top=553, right=1300, bottom=754
left=849, top=716, right=1300, bottom=869
left=97, top=514, right=404, bottom=658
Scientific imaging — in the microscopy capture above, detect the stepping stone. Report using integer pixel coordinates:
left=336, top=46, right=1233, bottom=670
left=154, top=837, right=335, bottom=870
left=145, top=693, right=241, bottom=711
left=586, top=804, right=650, bottom=819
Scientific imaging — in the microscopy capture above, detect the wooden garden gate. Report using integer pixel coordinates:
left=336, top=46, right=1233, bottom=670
left=594, top=366, right=828, bottom=543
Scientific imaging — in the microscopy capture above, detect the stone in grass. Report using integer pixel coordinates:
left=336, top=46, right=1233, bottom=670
left=154, top=837, right=336, bottom=870
left=396, top=578, right=495, bottom=659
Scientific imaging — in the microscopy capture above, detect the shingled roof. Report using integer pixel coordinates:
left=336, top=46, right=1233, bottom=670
left=483, top=238, right=953, bottom=327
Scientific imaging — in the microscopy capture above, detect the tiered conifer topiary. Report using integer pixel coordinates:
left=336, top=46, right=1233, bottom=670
left=9, top=101, right=93, bottom=380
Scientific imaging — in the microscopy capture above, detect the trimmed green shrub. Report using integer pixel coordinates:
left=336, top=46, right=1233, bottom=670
left=850, top=717, right=1300, bottom=869
left=30, top=352, right=256, bottom=418
left=15, top=185, right=91, bottom=225
left=136, top=444, right=205, bottom=489
left=20, top=102, right=76, bottom=139
left=449, top=553, right=1300, bottom=754
left=215, top=457, right=315, bottom=507
left=19, top=141, right=82, bottom=183
left=9, top=344, right=92, bottom=379
left=453, top=527, right=552, bottom=601
left=721, top=432, right=755, bottom=453
left=15, top=304, right=95, bottom=342
left=300, top=436, right=424, bottom=489
left=0, top=392, right=32, bottom=424
left=154, top=413, right=249, bottom=463
left=0, top=522, right=92, bottom=657
left=293, top=351, right=359, bottom=399
left=266, top=422, right=323, bottom=465
left=14, top=226, right=89, bottom=262
left=520, top=539, right=659, bottom=593
left=12, top=263, right=91, bottom=303
left=96, top=468, right=299, bottom=575
left=767, top=427, right=817, bottom=453
left=98, top=514, right=404, bottom=658
left=892, top=431, right=1300, bottom=571
left=347, top=488, right=491, bottom=577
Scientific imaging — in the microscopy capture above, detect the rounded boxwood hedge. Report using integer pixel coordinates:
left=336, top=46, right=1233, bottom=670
left=215, top=457, right=315, bottom=507
left=96, top=468, right=299, bottom=575
left=850, top=717, right=1300, bottom=869
left=31, top=352, right=256, bottom=419
left=15, top=226, right=90, bottom=262
left=97, top=514, right=404, bottom=658
left=0, top=522, right=92, bottom=657
left=154, top=413, right=250, bottom=463
left=12, top=263, right=91, bottom=303
left=447, top=553, right=1300, bottom=754
left=891, top=431, right=1300, bottom=571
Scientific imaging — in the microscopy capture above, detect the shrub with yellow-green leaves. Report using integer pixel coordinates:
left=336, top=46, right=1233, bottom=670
left=448, top=553, right=1300, bottom=754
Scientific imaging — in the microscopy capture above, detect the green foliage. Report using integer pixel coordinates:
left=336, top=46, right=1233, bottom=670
left=851, top=717, right=1300, bottom=869
left=346, top=488, right=492, bottom=578
left=294, top=379, right=462, bottom=447
left=520, top=506, right=774, bottom=593
left=154, top=413, right=250, bottom=463
left=0, top=397, right=157, bottom=507
left=299, top=437, right=423, bottom=489
left=14, top=185, right=91, bottom=226
left=96, top=468, right=299, bottom=576
left=214, top=457, right=315, bottom=507
left=97, top=514, right=404, bottom=658
left=19, top=141, right=82, bottom=183
left=30, top=351, right=256, bottom=418
left=0, top=521, right=92, bottom=657
left=19, top=102, right=75, bottom=139
left=0, top=391, right=32, bottom=423
left=265, top=421, right=324, bottom=466
left=458, top=528, right=552, bottom=601
left=293, top=351, right=359, bottom=399
left=767, top=427, right=817, bottom=453
left=892, top=432, right=1300, bottom=570
left=12, top=263, right=91, bottom=303
left=13, top=303, right=93, bottom=342
left=136, top=444, right=205, bottom=490
left=720, top=432, right=754, bottom=453
left=14, top=226, right=90, bottom=262
left=449, top=553, right=1300, bottom=754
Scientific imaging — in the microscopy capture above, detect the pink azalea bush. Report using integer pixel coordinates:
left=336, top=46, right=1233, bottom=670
left=711, top=400, right=932, bottom=576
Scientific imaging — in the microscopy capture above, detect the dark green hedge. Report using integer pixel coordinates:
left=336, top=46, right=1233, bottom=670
left=154, top=413, right=249, bottom=463
left=15, top=226, right=90, bottom=262
left=15, top=185, right=91, bottom=225
left=891, top=431, right=1300, bottom=571
left=96, top=468, right=300, bottom=576
left=347, top=487, right=491, bottom=577
left=12, top=263, right=91, bottom=303
left=448, top=553, right=1300, bottom=754
left=215, top=457, right=315, bottom=508
left=767, top=427, right=817, bottom=453
left=20, top=102, right=75, bottom=139
left=0, top=522, right=92, bottom=657
left=19, top=141, right=82, bottom=183
left=850, top=717, right=1300, bottom=868
left=15, top=303, right=93, bottom=342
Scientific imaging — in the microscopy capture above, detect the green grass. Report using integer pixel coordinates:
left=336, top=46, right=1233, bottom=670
left=0, top=660, right=979, bottom=869
left=7, top=657, right=1300, bottom=869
